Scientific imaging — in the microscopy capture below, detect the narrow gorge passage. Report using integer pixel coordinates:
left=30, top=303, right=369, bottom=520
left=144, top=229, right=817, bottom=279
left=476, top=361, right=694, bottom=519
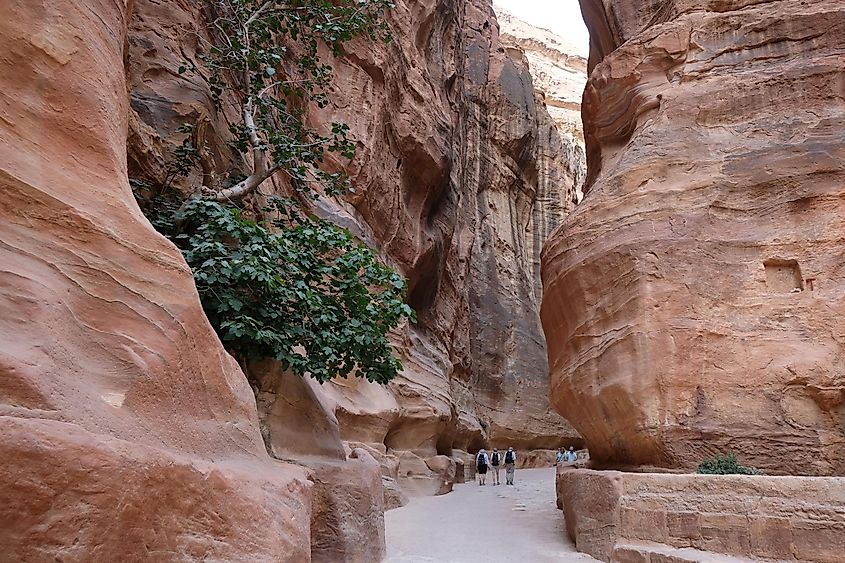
left=385, top=468, right=598, bottom=562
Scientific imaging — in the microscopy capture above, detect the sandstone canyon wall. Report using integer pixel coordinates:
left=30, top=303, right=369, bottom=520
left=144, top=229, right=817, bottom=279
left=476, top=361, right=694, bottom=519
left=0, top=0, right=313, bottom=560
left=126, top=0, right=588, bottom=486
left=542, top=0, right=845, bottom=475
left=493, top=4, right=589, bottom=305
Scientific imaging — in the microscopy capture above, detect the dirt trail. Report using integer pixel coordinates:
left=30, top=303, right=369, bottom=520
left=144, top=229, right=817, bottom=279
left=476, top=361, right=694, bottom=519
left=385, top=467, right=599, bottom=562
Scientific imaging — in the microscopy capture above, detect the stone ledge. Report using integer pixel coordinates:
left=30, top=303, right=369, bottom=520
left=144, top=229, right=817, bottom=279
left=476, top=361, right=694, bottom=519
left=557, top=467, right=845, bottom=562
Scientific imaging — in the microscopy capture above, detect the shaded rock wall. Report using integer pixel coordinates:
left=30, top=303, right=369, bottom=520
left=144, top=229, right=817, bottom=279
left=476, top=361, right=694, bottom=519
left=126, top=0, right=586, bottom=466
left=492, top=5, right=589, bottom=310
left=542, top=0, right=845, bottom=475
left=307, top=0, right=586, bottom=455
left=0, top=0, right=312, bottom=559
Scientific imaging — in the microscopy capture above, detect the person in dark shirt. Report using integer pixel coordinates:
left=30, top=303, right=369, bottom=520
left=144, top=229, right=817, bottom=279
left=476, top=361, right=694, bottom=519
left=490, top=448, right=502, bottom=485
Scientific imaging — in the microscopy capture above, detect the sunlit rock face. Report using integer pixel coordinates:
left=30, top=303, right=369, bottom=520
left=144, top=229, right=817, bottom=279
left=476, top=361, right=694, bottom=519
left=543, top=0, right=845, bottom=475
left=493, top=4, right=589, bottom=146
left=0, top=0, right=312, bottom=559
left=125, top=0, right=587, bottom=465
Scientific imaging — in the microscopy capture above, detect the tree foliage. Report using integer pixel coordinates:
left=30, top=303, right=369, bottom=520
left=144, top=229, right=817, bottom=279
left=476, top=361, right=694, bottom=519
left=172, top=197, right=414, bottom=384
left=696, top=453, right=762, bottom=475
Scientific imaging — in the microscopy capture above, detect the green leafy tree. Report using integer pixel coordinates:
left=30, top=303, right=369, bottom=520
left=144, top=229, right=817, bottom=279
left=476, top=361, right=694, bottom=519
left=133, top=0, right=413, bottom=384
left=181, top=0, right=394, bottom=201
left=174, top=197, right=414, bottom=383
left=697, top=453, right=763, bottom=475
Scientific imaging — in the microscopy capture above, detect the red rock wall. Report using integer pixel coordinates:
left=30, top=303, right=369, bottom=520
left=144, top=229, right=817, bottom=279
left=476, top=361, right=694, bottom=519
left=0, top=0, right=312, bottom=559
left=543, top=0, right=845, bottom=474
left=125, top=0, right=585, bottom=460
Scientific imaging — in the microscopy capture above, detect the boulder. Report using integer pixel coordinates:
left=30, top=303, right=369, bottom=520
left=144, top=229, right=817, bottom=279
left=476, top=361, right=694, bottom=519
left=542, top=0, right=845, bottom=475
left=307, top=448, right=386, bottom=563
left=395, top=451, right=456, bottom=497
left=250, top=360, right=345, bottom=461
left=382, top=477, right=410, bottom=511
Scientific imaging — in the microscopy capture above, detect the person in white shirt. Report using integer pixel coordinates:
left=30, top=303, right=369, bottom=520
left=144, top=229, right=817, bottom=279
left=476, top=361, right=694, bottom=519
left=564, top=447, right=577, bottom=464
left=476, top=449, right=490, bottom=485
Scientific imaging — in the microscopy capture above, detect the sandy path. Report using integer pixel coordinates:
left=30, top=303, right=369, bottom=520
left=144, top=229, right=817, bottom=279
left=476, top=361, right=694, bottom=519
left=384, top=467, right=599, bottom=562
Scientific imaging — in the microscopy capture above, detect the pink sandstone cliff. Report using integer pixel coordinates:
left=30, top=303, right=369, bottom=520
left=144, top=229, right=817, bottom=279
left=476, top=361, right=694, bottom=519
left=542, top=0, right=845, bottom=475
left=0, top=0, right=588, bottom=557
left=0, top=0, right=313, bottom=559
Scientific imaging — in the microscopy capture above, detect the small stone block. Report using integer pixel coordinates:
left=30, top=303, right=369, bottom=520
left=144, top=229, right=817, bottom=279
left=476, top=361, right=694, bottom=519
left=750, top=517, right=792, bottom=560
left=667, top=512, right=701, bottom=545
left=612, top=545, right=651, bottom=563
left=700, top=513, right=751, bottom=556
left=622, top=507, right=668, bottom=542
left=791, top=521, right=845, bottom=563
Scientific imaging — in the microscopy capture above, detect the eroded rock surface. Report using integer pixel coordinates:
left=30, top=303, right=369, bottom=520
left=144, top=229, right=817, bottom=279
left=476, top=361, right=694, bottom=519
left=309, top=449, right=386, bottom=563
left=542, top=0, right=845, bottom=475
left=0, top=0, right=311, bottom=559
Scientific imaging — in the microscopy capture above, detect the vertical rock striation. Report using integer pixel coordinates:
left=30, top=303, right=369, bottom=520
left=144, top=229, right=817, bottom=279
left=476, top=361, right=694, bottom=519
left=0, top=0, right=312, bottom=559
left=492, top=3, right=589, bottom=312
left=543, top=0, right=845, bottom=475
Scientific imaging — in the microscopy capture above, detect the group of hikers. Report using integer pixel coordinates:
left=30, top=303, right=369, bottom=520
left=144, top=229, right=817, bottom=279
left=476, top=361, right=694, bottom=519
left=474, top=446, right=579, bottom=486
left=474, top=447, right=517, bottom=485
left=556, top=446, right=578, bottom=464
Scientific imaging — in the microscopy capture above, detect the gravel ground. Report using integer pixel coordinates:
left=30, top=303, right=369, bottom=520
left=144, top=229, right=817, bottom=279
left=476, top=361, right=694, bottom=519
left=385, top=467, right=599, bottom=563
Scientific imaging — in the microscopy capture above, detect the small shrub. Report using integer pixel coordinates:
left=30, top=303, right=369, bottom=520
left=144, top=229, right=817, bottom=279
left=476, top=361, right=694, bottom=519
left=696, top=453, right=762, bottom=475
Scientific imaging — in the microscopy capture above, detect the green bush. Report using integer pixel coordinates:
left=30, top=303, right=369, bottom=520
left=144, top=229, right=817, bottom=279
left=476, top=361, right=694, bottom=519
left=696, top=453, right=762, bottom=475
left=168, top=196, right=414, bottom=384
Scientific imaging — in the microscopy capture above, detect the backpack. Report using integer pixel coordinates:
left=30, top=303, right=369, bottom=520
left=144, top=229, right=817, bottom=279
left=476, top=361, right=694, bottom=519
left=491, top=452, right=500, bottom=465
left=477, top=453, right=487, bottom=467
left=505, top=451, right=515, bottom=464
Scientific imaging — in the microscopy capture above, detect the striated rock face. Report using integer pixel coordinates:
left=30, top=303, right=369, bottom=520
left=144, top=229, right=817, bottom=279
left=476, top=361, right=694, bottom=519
left=0, top=0, right=312, bottom=559
left=310, top=0, right=586, bottom=456
left=126, top=0, right=587, bottom=471
left=543, top=0, right=845, bottom=475
left=308, top=449, right=386, bottom=563
left=493, top=4, right=588, bottom=145
left=491, top=4, right=589, bottom=315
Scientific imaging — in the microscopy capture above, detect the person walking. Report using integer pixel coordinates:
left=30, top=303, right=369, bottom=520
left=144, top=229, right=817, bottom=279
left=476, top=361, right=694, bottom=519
left=490, top=448, right=502, bottom=485
left=504, top=447, right=516, bottom=485
left=564, top=446, right=577, bottom=464
left=555, top=448, right=565, bottom=465
left=476, top=449, right=490, bottom=485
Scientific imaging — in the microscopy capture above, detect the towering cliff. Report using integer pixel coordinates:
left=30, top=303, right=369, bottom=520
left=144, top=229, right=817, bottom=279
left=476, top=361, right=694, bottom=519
left=0, top=0, right=313, bottom=559
left=492, top=4, right=589, bottom=304
left=542, top=0, right=845, bottom=475
left=493, top=4, right=588, bottom=146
